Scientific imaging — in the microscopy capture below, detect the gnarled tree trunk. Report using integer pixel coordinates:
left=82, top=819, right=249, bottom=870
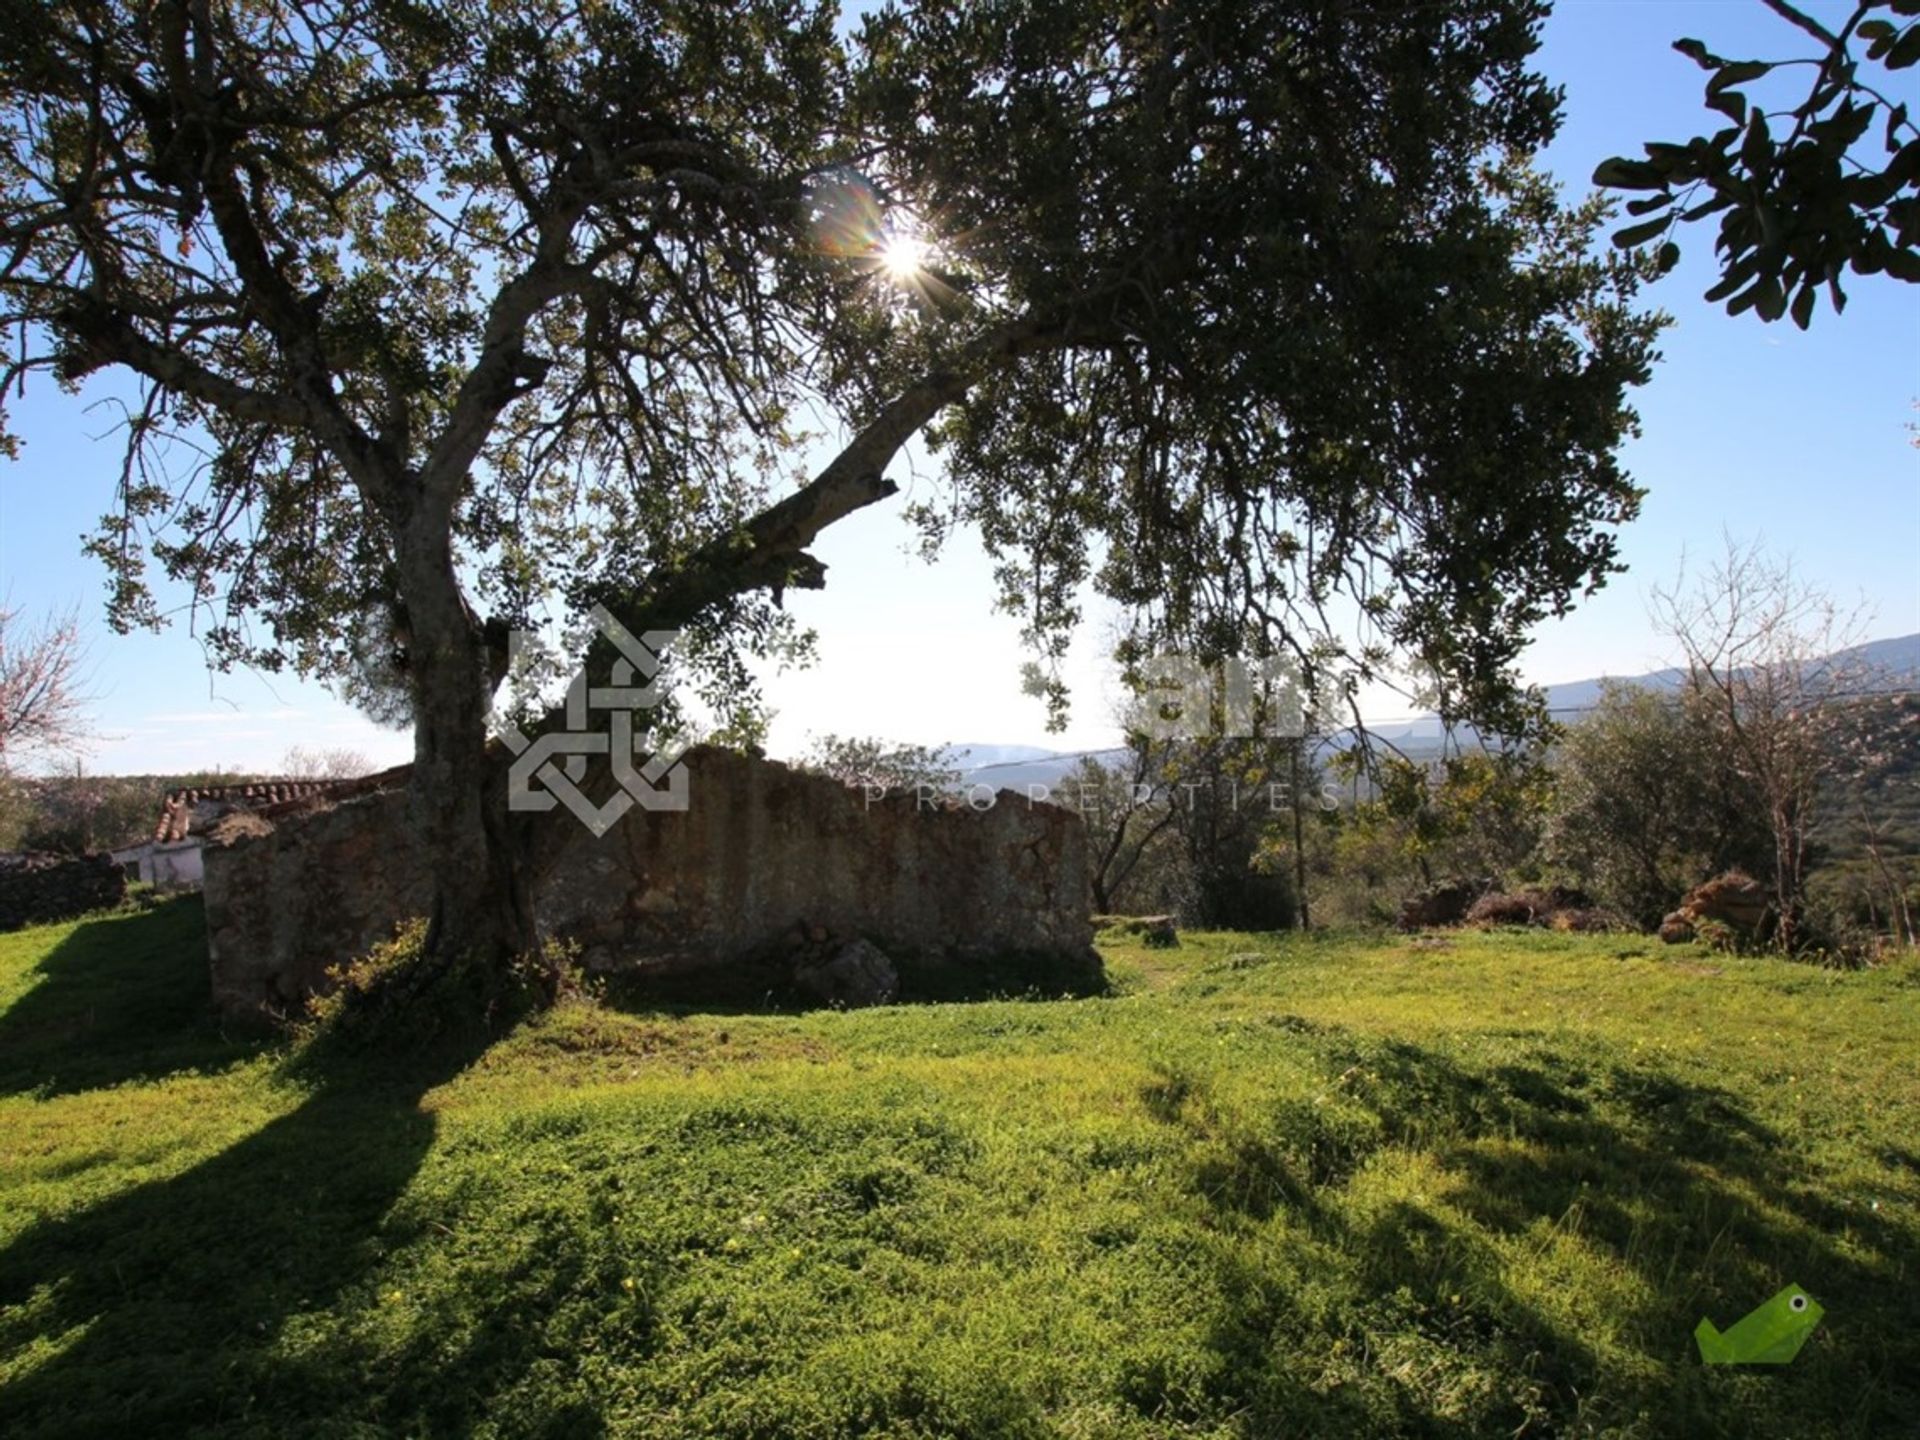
left=395, top=519, right=539, bottom=1005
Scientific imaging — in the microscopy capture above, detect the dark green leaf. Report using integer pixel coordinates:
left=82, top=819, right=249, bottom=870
left=1612, top=217, right=1672, bottom=250
left=1592, top=156, right=1668, bottom=190
left=1889, top=138, right=1920, bottom=184
left=1706, top=60, right=1771, bottom=94
left=1657, top=241, right=1681, bottom=274
left=1790, top=282, right=1816, bottom=328
left=1704, top=253, right=1760, bottom=302
left=1672, top=37, right=1719, bottom=68
left=1883, top=245, right=1920, bottom=280
left=1626, top=193, right=1675, bottom=216
left=1741, top=113, right=1772, bottom=174
left=1820, top=101, right=1875, bottom=149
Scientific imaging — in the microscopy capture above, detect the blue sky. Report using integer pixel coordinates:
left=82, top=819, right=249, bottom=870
left=1, top=0, right=1915, bottom=774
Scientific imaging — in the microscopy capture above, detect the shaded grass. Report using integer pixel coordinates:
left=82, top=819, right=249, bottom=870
left=1, top=907, right=1915, bottom=1437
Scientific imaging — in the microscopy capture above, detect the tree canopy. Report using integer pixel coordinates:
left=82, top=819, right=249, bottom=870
left=1, top=0, right=1662, bottom=986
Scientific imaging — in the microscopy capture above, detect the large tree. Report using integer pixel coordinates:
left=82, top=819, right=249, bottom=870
left=0, top=0, right=1659, bottom=1004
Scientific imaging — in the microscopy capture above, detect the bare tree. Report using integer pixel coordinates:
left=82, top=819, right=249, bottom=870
left=1065, top=746, right=1177, bottom=915
left=1650, top=540, right=1876, bottom=949
left=0, top=604, right=94, bottom=771
left=281, top=745, right=375, bottom=781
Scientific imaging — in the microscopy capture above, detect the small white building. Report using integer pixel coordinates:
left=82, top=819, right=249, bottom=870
left=112, top=835, right=205, bottom=890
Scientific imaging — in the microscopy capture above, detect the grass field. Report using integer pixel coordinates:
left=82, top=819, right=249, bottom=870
left=2, top=899, right=1916, bottom=1438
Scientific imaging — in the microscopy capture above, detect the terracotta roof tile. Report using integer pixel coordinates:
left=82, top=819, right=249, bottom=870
left=151, top=766, right=411, bottom=843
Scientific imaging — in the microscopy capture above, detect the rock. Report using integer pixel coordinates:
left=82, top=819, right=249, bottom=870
left=1677, top=870, right=1770, bottom=941
left=1658, top=911, right=1695, bottom=945
left=794, top=937, right=899, bottom=1008
left=1100, top=914, right=1179, bottom=947
left=1397, top=879, right=1489, bottom=931
left=1465, top=887, right=1599, bottom=929
left=1466, top=891, right=1541, bottom=927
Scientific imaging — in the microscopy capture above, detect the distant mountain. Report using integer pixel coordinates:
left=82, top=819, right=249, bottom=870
left=942, top=633, right=1920, bottom=785
left=1844, top=632, right=1920, bottom=680
left=938, top=743, right=1061, bottom=771
left=949, top=747, right=1129, bottom=793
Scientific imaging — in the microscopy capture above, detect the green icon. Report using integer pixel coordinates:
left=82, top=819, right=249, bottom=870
left=1695, top=1284, right=1823, bottom=1365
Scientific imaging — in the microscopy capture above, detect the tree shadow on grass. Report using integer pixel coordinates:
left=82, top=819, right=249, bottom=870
left=0, top=1028, right=640, bottom=1439
left=0, top=897, right=262, bottom=1099
left=595, top=944, right=1109, bottom=1019
left=1144, top=1034, right=1920, bottom=1439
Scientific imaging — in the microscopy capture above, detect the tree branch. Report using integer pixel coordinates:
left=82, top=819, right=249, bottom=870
left=1757, top=0, right=1844, bottom=49
left=55, top=301, right=306, bottom=427
left=592, top=315, right=1092, bottom=642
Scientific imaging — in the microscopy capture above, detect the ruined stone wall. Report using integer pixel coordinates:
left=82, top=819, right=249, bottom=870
left=0, top=852, right=128, bottom=933
left=203, top=789, right=430, bottom=1020
left=203, top=746, right=1095, bottom=1021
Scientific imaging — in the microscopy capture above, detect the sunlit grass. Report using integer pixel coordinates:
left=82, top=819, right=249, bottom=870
left=1, top=899, right=1914, bottom=1436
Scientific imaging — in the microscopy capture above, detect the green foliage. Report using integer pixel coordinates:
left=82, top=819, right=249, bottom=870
left=1329, top=744, right=1556, bottom=895
left=0, top=771, right=253, bottom=854
left=1157, top=738, right=1301, bottom=930
left=299, top=919, right=583, bottom=1056
left=1072, top=735, right=1312, bottom=928
left=1, top=0, right=1660, bottom=746
left=2, top=910, right=1917, bottom=1436
left=792, top=734, right=960, bottom=796
left=1597, top=0, right=1920, bottom=325
left=1547, top=684, right=1773, bottom=927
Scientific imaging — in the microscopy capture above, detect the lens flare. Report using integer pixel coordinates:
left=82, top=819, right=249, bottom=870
left=880, top=231, right=928, bottom=280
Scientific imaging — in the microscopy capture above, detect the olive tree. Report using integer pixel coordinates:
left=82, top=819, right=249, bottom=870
left=1, top=0, right=1660, bottom=1007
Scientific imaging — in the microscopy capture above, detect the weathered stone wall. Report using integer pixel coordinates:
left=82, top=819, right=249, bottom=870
left=203, top=790, right=428, bottom=1020
left=203, top=746, right=1096, bottom=1021
left=0, top=852, right=128, bottom=932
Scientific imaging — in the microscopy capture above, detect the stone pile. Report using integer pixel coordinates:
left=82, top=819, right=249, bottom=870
left=1659, top=871, right=1771, bottom=946
left=1464, top=885, right=1595, bottom=929
left=1397, top=879, right=1491, bottom=931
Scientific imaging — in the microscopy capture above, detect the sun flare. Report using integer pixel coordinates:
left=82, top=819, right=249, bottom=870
left=879, top=231, right=928, bottom=280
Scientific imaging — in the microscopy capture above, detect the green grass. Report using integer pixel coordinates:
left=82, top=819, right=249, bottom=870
left=2, top=901, right=1916, bottom=1438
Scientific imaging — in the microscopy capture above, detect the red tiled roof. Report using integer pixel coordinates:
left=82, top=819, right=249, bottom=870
left=152, top=766, right=411, bottom=843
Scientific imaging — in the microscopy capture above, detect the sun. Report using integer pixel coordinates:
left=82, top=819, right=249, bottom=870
left=879, top=230, right=928, bottom=281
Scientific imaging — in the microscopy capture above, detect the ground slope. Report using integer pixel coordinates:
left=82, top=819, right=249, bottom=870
left=1, top=900, right=1915, bottom=1439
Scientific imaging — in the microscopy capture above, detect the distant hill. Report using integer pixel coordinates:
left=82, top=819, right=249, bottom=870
left=943, top=633, right=1920, bottom=787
